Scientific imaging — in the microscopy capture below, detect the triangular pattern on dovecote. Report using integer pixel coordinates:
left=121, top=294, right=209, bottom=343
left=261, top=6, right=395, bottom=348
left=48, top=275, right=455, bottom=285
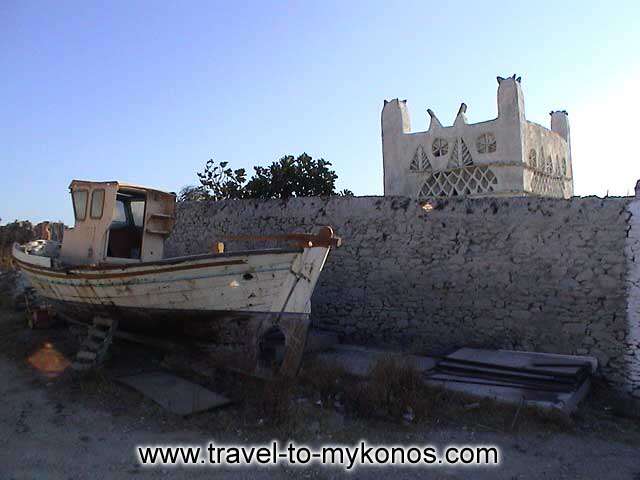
left=409, top=144, right=432, bottom=172
left=447, top=138, right=474, bottom=169
left=460, top=138, right=473, bottom=166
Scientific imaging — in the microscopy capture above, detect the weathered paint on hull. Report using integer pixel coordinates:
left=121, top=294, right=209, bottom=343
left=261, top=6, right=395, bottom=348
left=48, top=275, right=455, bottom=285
left=14, top=247, right=329, bottom=315
left=14, top=245, right=331, bottom=376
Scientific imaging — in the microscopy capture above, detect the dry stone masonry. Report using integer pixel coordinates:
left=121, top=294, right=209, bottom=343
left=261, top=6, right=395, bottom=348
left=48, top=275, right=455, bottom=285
left=166, top=195, right=640, bottom=399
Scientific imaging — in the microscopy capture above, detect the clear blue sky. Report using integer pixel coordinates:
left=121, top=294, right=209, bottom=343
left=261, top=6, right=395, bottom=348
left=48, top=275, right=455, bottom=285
left=2, top=0, right=639, bottom=224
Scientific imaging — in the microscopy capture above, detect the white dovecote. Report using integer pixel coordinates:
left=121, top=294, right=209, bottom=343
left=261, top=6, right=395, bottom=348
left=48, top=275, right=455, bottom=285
left=381, top=75, right=573, bottom=199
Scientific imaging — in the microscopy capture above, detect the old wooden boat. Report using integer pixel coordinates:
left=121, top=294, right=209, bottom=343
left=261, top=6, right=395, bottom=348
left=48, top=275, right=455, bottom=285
left=12, top=180, right=340, bottom=376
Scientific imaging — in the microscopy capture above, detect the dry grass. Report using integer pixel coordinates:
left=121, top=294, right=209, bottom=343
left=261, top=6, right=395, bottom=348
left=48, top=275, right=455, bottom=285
left=226, top=376, right=302, bottom=434
left=343, top=355, right=439, bottom=421
left=257, top=377, right=295, bottom=424
left=73, top=369, right=117, bottom=396
left=335, top=355, right=575, bottom=432
left=298, top=360, right=348, bottom=408
left=67, top=352, right=576, bottom=436
left=0, top=293, right=11, bottom=310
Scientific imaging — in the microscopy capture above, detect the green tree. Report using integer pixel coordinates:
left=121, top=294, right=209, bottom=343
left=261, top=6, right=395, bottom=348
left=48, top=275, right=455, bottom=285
left=245, top=153, right=337, bottom=199
left=177, top=185, right=210, bottom=202
left=187, top=153, right=352, bottom=201
left=196, top=160, right=247, bottom=201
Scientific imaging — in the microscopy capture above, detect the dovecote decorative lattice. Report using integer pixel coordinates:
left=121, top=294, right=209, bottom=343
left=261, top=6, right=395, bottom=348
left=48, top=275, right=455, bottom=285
left=531, top=171, right=565, bottom=198
left=418, top=166, right=498, bottom=198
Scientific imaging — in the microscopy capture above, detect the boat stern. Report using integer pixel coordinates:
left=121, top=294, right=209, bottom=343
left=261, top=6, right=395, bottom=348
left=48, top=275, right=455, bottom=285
left=12, top=240, right=60, bottom=269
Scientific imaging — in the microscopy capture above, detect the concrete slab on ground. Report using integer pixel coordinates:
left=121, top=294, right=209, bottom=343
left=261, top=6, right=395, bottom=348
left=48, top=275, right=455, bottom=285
left=117, top=370, right=230, bottom=416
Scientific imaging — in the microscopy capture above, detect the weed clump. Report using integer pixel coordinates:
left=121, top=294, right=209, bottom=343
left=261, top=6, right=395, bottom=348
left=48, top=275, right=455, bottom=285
left=256, top=377, right=297, bottom=427
left=344, top=355, right=445, bottom=422
left=298, top=360, right=347, bottom=408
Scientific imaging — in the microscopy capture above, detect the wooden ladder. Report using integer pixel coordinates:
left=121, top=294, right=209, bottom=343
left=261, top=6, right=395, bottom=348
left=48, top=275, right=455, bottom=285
left=72, top=317, right=118, bottom=371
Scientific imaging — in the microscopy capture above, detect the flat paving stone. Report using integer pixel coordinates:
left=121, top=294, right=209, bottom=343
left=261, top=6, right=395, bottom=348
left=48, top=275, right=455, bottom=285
left=117, top=370, right=230, bottom=416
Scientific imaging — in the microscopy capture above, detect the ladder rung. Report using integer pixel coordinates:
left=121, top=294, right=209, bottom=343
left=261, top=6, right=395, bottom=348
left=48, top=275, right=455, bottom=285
left=74, top=316, right=117, bottom=371
left=89, top=328, right=108, bottom=339
left=77, top=351, right=97, bottom=361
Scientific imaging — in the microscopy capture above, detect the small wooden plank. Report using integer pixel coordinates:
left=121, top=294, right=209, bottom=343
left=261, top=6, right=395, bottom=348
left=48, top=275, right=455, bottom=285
left=77, top=351, right=97, bottom=361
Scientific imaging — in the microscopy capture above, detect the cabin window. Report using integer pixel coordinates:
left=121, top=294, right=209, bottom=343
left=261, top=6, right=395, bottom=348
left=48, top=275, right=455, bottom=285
left=130, top=200, right=145, bottom=227
left=112, top=200, right=127, bottom=224
left=106, top=190, right=146, bottom=259
left=90, top=189, right=105, bottom=219
left=72, top=190, right=88, bottom=221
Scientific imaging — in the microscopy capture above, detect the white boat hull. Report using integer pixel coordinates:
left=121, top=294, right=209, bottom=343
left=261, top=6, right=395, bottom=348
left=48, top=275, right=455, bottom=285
left=13, top=243, right=332, bottom=376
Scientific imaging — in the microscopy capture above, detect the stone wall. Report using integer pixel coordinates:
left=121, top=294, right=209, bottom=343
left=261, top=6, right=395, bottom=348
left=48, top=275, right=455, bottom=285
left=166, top=195, right=639, bottom=398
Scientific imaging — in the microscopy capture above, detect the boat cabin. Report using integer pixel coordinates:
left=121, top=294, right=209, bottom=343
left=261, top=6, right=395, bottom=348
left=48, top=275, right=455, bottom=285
left=60, top=180, right=176, bottom=265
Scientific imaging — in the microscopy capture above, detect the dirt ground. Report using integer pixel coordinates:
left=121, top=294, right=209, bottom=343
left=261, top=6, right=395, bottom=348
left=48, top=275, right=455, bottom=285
left=1, top=305, right=639, bottom=480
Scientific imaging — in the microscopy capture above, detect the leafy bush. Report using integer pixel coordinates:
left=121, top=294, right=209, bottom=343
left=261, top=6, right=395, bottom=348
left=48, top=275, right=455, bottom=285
left=180, top=153, right=353, bottom=201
